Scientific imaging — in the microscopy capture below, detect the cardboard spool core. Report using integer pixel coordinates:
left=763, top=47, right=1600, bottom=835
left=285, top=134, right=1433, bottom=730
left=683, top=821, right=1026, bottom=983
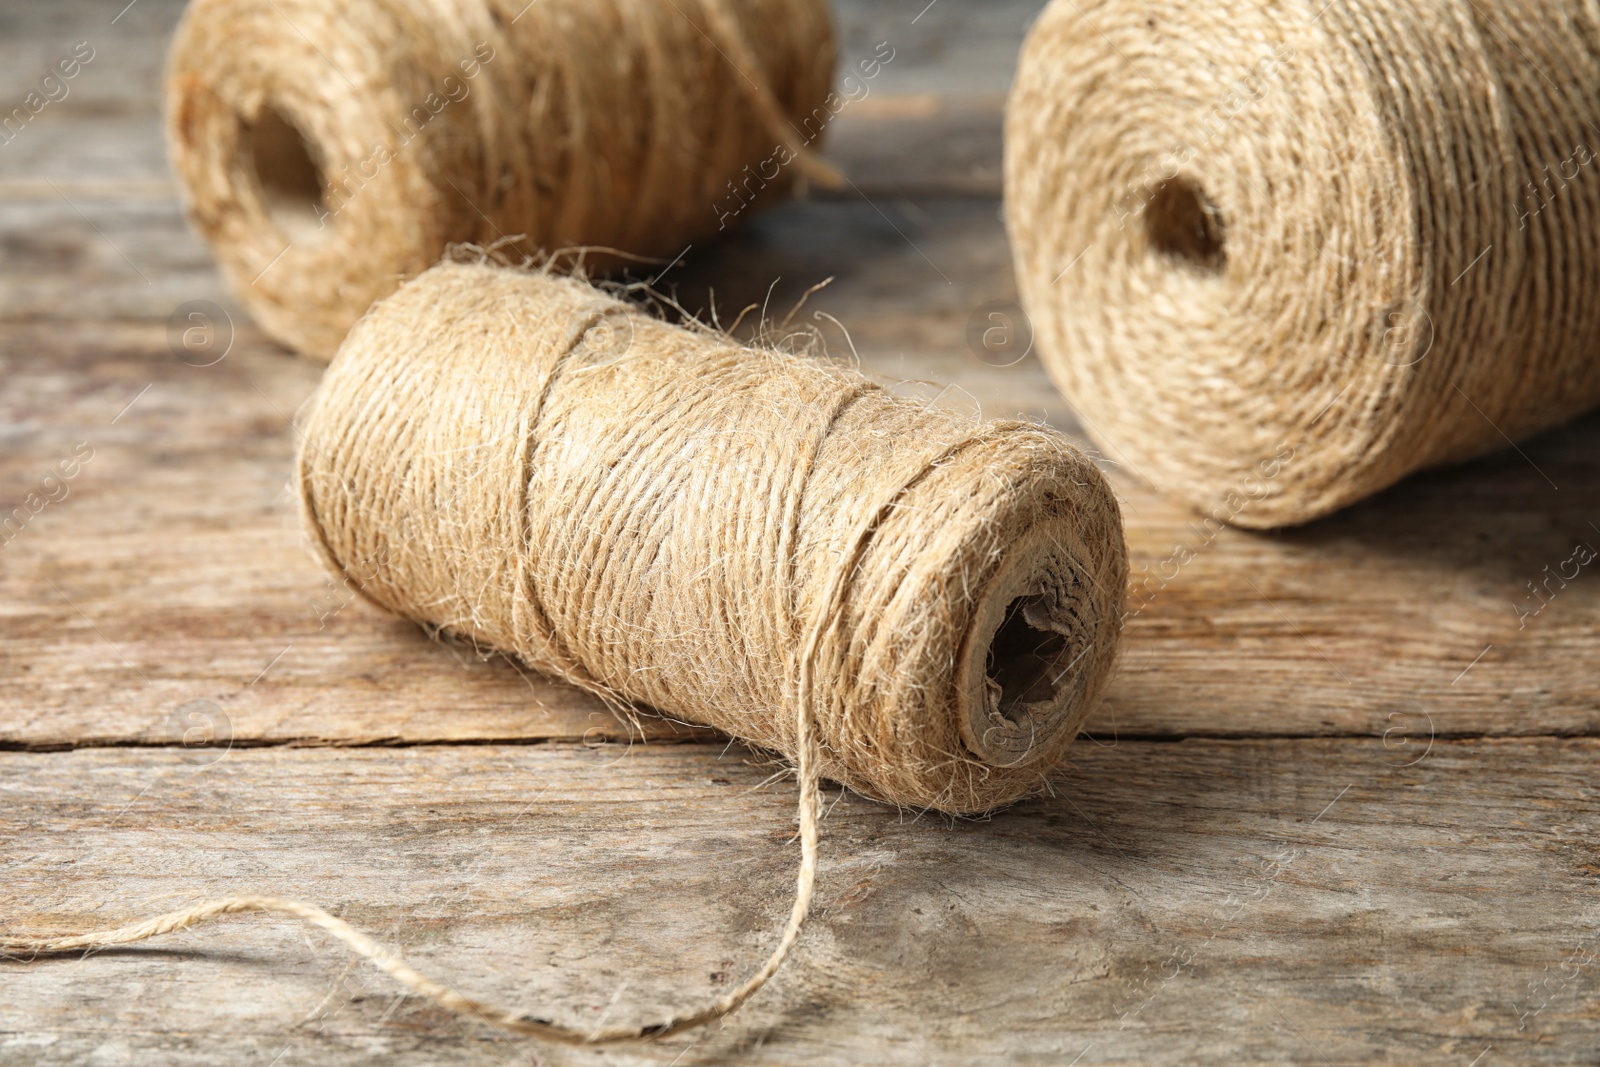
left=1145, top=176, right=1226, bottom=273
left=957, top=523, right=1093, bottom=769
left=247, top=104, right=326, bottom=242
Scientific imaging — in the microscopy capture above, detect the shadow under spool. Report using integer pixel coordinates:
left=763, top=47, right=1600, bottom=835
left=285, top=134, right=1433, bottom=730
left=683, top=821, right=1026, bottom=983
left=166, top=0, right=838, bottom=358
left=1007, top=0, right=1600, bottom=526
left=296, top=260, right=1128, bottom=814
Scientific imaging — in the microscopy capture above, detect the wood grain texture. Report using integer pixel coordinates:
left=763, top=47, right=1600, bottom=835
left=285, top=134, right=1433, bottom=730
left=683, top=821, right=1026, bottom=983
left=3, top=203, right=1596, bottom=749
left=3, top=739, right=1596, bottom=1066
left=3, top=0, right=1599, bottom=1062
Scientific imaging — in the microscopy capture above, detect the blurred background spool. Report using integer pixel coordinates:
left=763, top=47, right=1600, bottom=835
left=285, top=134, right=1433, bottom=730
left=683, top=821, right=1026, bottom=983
left=297, top=259, right=1127, bottom=815
left=166, top=0, right=838, bottom=359
left=1006, top=0, right=1600, bottom=527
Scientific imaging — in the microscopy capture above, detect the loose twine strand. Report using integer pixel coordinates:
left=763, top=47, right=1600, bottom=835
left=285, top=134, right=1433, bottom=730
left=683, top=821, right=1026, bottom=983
left=0, top=704, right=821, bottom=1046
left=0, top=382, right=843, bottom=1040
left=0, top=417, right=856, bottom=1045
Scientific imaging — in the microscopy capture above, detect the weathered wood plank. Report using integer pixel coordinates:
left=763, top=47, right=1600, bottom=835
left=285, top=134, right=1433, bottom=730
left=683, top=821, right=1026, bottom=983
left=0, top=1, right=173, bottom=116
left=0, top=0, right=1032, bottom=202
left=3, top=194, right=1598, bottom=748
left=2, top=738, right=1596, bottom=1065
left=0, top=0, right=1047, bottom=116
left=2, top=1, right=1597, bottom=1064
left=0, top=198, right=226, bottom=325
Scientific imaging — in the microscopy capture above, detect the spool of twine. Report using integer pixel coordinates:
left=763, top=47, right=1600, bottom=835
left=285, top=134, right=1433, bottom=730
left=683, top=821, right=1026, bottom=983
left=3, top=260, right=1125, bottom=1041
left=300, top=258, right=1126, bottom=813
left=1006, top=0, right=1600, bottom=527
left=166, top=0, right=840, bottom=359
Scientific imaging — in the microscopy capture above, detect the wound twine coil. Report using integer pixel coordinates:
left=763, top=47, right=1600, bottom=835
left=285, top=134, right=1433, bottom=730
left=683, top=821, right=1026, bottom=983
left=166, top=0, right=839, bottom=359
left=1006, top=0, right=1600, bottom=527
left=3, top=259, right=1126, bottom=1042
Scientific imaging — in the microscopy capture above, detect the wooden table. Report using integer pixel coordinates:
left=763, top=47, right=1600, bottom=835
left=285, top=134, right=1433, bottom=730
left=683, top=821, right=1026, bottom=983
left=3, top=2, right=1597, bottom=1063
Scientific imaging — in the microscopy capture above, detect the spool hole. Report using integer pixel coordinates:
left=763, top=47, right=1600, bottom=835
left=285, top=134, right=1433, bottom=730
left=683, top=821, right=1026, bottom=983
left=1144, top=177, right=1226, bottom=273
left=247, top=104, right=327, bottom=240
left=985, top=595, right=1068, bottom=724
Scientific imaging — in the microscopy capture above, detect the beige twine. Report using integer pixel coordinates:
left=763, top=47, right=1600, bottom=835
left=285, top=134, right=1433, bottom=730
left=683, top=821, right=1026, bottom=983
left=1007, top=0, right=1600, bottom=527
left=166, top=0, right=840, bottom=359
left=4, top=260, right=1126, bottom=1041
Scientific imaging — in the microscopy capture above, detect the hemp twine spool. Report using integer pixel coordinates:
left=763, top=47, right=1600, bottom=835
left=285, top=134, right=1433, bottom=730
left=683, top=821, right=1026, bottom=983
left=1006, top=0, right=1600, bottom=527
left=166, top=0, right=839, bottom=359
left=3, top=260, right=1125, bottom=1041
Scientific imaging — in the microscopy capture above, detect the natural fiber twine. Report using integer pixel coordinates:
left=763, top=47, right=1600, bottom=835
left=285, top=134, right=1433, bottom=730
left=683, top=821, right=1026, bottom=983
left=298, top=259, right=1125, bottom=813
left=1007, top=0, right=1600, bottom=527
left=166, top=0, right=839, bottom=359
left=3, top=260, right=1125, bottom=1041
